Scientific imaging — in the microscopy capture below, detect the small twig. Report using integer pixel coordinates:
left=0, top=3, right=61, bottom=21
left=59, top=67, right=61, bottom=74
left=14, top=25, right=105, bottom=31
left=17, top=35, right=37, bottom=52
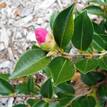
left=0, top=95, right=40, bottom=99
left=95, top=51, right=107, bottom=57
left=0, top=95, right=58, bottom=103
left=47, top=47, right=107, bottom=60
left=61, top=51, right=107, bottom=59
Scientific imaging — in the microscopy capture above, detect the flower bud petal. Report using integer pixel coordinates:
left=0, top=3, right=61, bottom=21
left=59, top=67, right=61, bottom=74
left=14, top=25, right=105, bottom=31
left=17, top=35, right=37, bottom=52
left=34, top=28, right=57, bottom=51
left=35, top=28, right=48, bottom=45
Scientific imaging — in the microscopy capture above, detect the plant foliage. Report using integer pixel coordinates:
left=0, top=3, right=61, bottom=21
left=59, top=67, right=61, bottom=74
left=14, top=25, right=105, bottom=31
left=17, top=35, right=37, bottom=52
left=1, top=1, right=107, bottom=107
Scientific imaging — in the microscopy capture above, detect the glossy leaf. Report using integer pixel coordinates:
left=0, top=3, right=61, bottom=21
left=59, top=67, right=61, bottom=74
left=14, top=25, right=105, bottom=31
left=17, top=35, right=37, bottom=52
left=91, top=40, right=103, bottom=52
left=10, top=49, right=51, bottom=79
left=50, top=11, right=59, bottom=30
left=56, top=82, right=75, bottom=97
left=27, top=99, right=39, bottom=107
left=16, top=77, right=36, bottom=94
left=99, top=55, right=107, bottom=70
left=33, top=101, right=48, bottom=107
left=59, top=96, right=73, bottom=106
left=55, top=83, right=74, bottom=106
left=72, top=96, right=96, bottom=107
left=85, top=5, right=104, bottom=16
left=16, top=82, right=29, bottom=94
left=27, top=76, right=35, bottom=93
left=13, top=104, right=27, bottom=107
left=32, top=44, right=41, bottom=50
left=72, top=11, right=93, bottom=50
left=0, top=74, right=9, bottom=81
left=92, top=0, right=107, bottom=4
left=97, top=84, right=107, bottom=106
left=53, top=4, right=74, bottom=49
left=43, top=67, right=52, bottom=78
left=81, top=72, right=105, bottom=86
left=93, top=34, right=107, bottom=50
left=0, top=78, right=14, bottom=95
left=76, top=58, right=98, bottom=73
left=93, top=22, right=107, bottom=50
left=49, top=57, right=75, bottom=86
left=40, top=78, right=53, bottom=98
left=97, top=84, right=107, bottom=98
left=93, top=22, right=105, bottom=34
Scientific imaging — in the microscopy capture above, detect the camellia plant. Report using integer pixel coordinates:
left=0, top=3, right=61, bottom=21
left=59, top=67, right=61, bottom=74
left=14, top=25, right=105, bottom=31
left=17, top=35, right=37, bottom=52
left=0, top=0, right=107, bottom=107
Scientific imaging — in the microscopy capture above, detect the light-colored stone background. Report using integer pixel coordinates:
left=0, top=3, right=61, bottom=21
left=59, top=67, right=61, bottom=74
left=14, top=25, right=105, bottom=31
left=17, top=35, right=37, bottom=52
left=0, top=0, right=72, bottom=74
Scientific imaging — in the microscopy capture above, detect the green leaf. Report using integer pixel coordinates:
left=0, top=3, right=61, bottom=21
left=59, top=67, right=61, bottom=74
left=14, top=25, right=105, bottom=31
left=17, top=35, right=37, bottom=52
left=98, top=84, right=107, bottom=98
left=76, top=58, right=98, bottom=73
left=72, top=11, right=93, bottom=50
left=13, top=104, right=27, bottom=107
left=91, top=40, right=104, bottom=52
left=93, top=22, right=105, bottom=34
left=32, top=44, right=41, bottom=50
left=97, top=84, right=107, bottom=106
left=27, top=99, right=39, bottom=107
left=33, top=101, right=48, bottom=107
left=40, top=78, right=53, bottom=98
left=99, top=55, right=107, bottom=70
left=92, top=22, right=107, bottom=50
left=55, top=83, right=74, bottom=106
left=56, top=82, right=75, bottom=97
left=72, top=96, right=96, bottom=107
left=0, top=73, right=9, bottom=81
left=16, top=77, right=36, bottom=94
left=27, top=76, right=35, bottom=93
left=49, top=57, right=75, bottom=86
left=81, top=72, right=105, bottom=86
left=50, top=11, right=59, bottom=30
left=85, top=5, right=104, bottom=16
left=53, top=4, right=74, bottom=49
left=89, top=0, right=107, bottom=5
left=0, top=78, right=14, bottom=95
left=59, top=96, right=73, bottom=106
left=64, top=41, right=72, bottom=53
left=43, top=67, right=52, bottom=78
left=93, top=33, right=107, bottom=50
left=10, top=49, right=51, bottom=79
left=16, top=82, right=29, bottom=94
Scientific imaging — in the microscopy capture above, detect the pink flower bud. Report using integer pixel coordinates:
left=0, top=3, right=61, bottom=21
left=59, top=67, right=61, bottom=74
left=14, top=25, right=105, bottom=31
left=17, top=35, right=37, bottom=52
left=35, top=28, right=48, bottom=45
left=34, top=27, right=57, bottom=51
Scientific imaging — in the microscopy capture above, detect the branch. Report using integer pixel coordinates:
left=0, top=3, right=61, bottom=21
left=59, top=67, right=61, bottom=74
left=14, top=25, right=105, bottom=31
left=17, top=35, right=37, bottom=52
left=0, top=95, right=42, bottom=99
left=0, top=94, right=58, bottom=103
left=61, top=51, right=107, bottom=59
